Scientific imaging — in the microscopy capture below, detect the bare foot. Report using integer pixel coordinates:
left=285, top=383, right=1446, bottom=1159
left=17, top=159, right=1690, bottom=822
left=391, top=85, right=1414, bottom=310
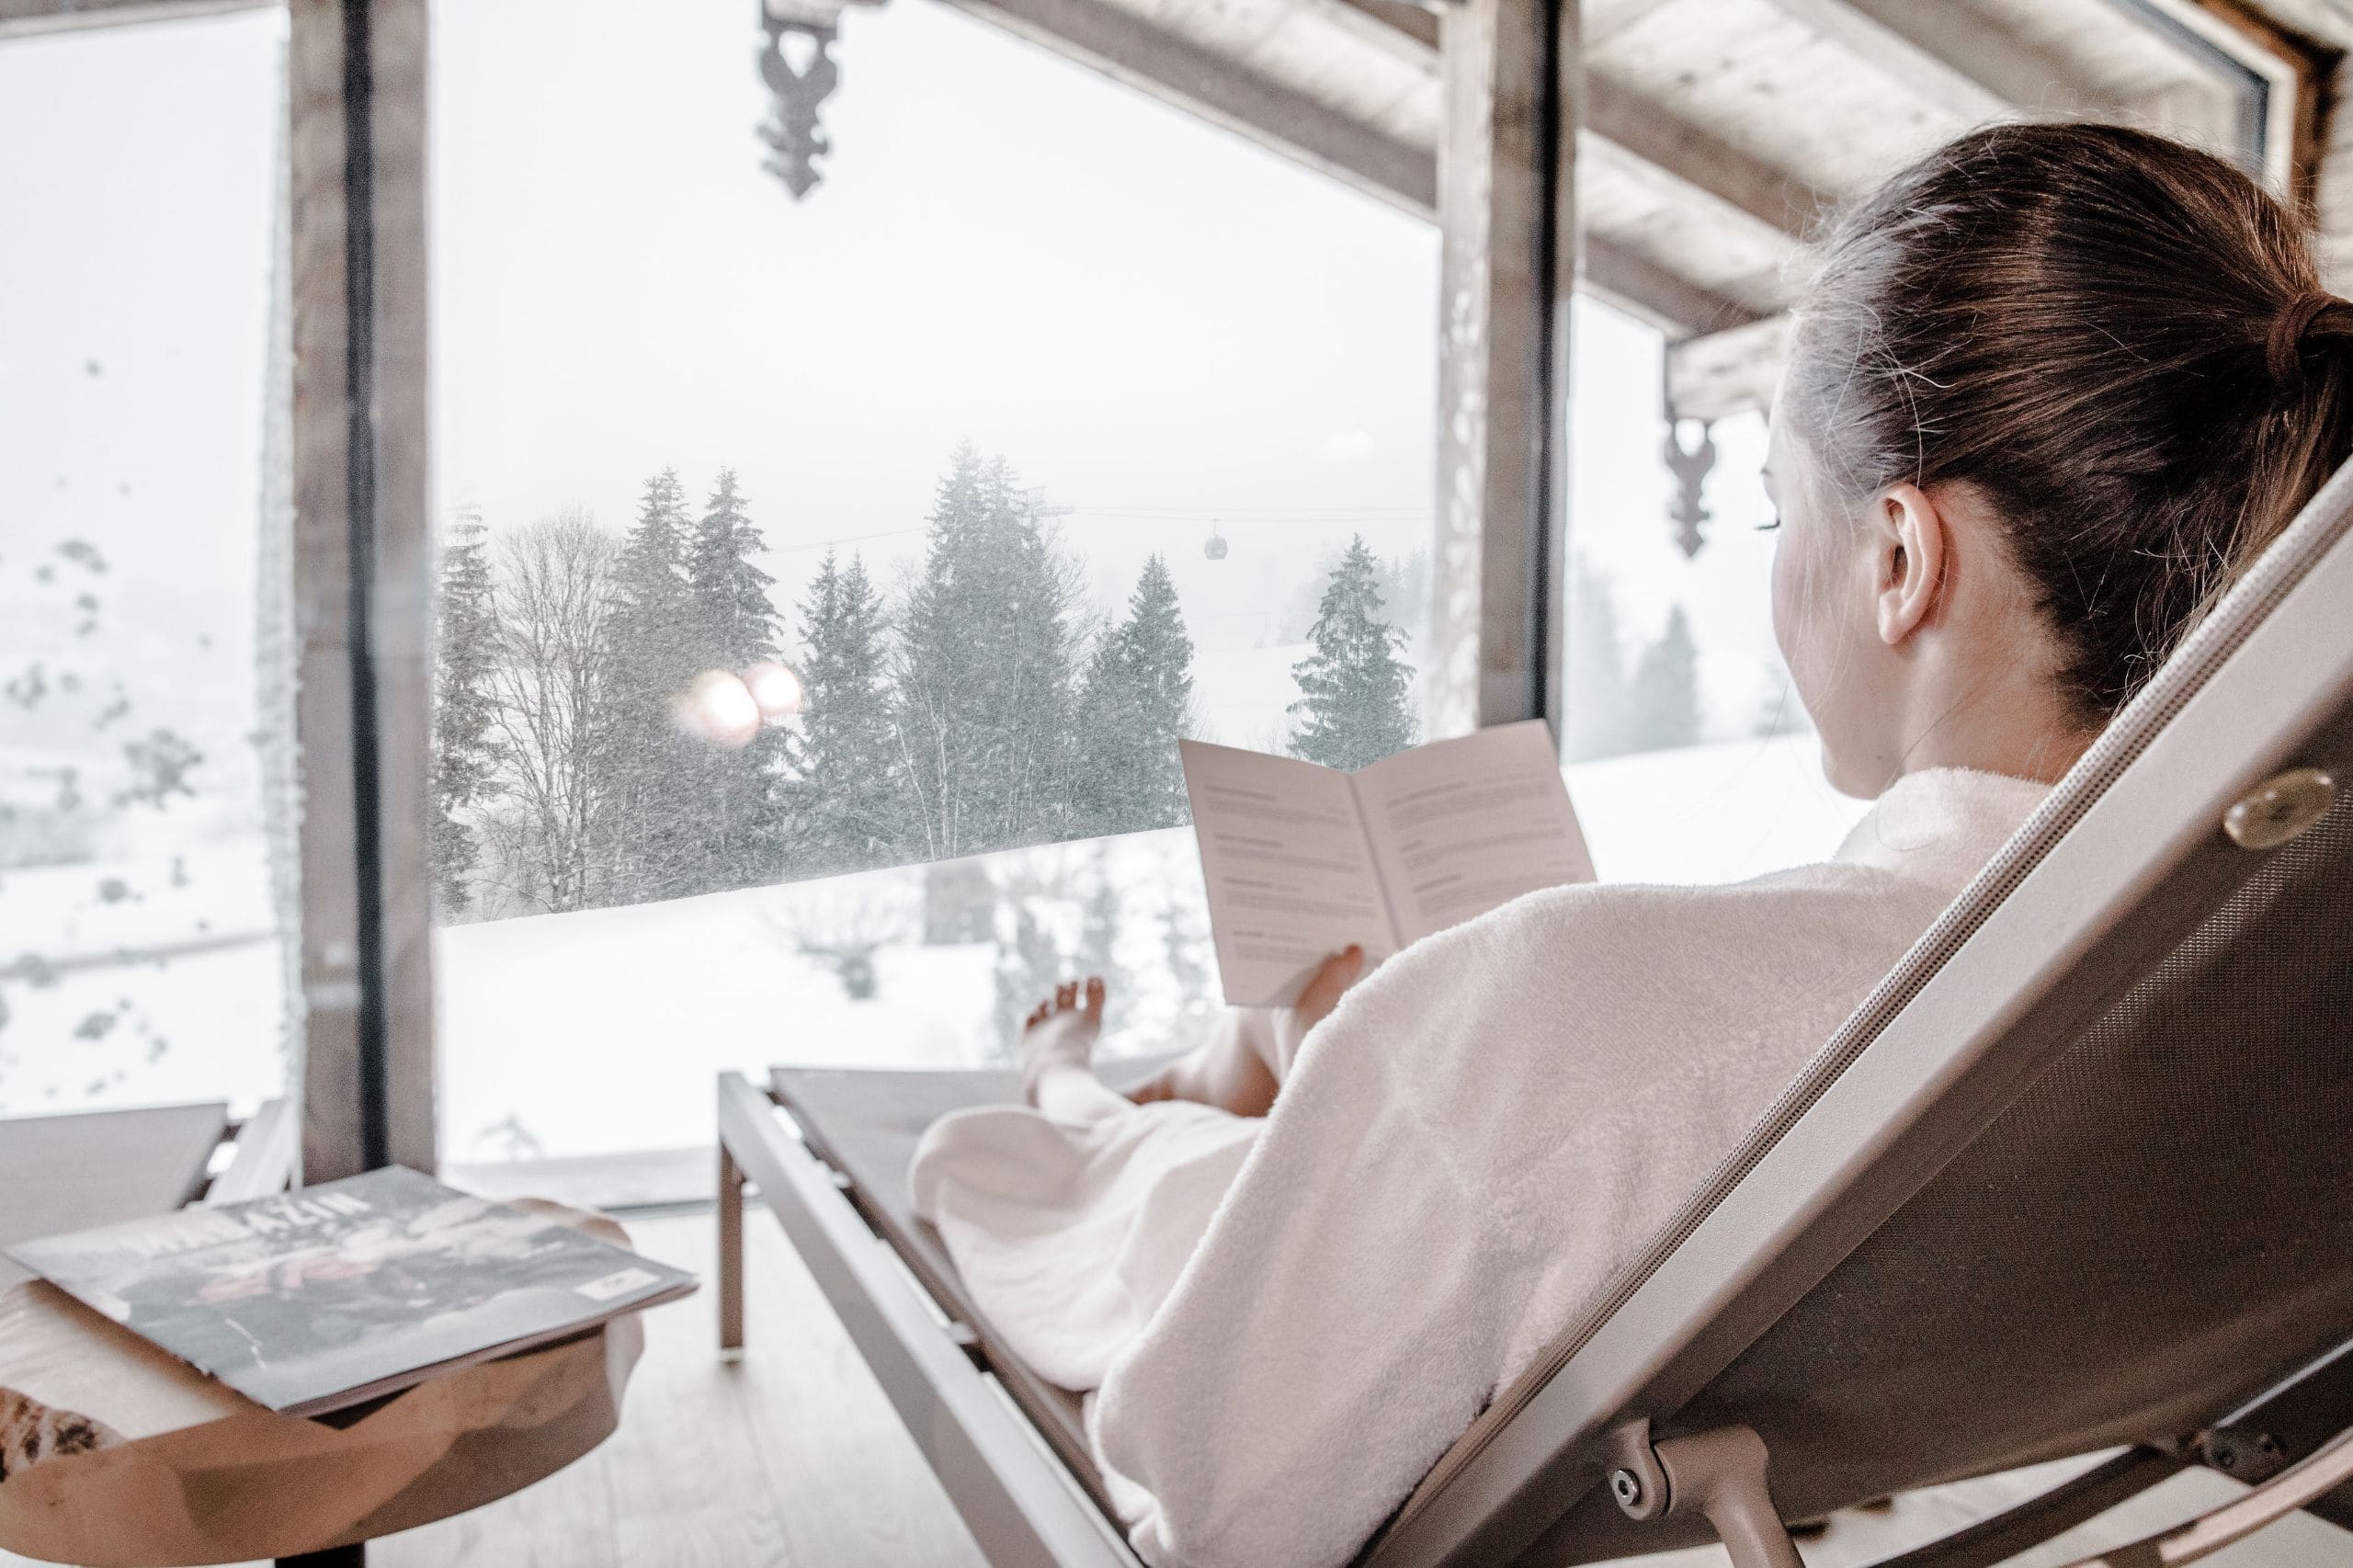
left=1020, top=976, right=1106, bottom=1110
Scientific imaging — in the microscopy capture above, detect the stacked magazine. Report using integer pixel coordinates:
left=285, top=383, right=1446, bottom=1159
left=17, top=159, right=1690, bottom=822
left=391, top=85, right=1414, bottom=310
left=7, top=1165, right=695, bottom=1417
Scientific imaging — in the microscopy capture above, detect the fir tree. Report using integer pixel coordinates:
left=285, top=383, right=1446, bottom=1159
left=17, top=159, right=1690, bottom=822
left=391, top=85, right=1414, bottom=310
left=1628, top=605, right=1703, bottom=751
left=1287, top=533, right=1419, bottom=770
left=429, top=505, right=502, bottom=915
left=1071, top=553, right=1196, bottom=837
left=682, top=469, right=787, bottom=892
left=776, top=549, right=904, bottom=878
left=594, top=468, right=702, bottom=903
left=686, top=469, right=782, bottom=668
left=1563, top=562, right=1634, bottom=761
left=892, top=446, right=1083, bottom=860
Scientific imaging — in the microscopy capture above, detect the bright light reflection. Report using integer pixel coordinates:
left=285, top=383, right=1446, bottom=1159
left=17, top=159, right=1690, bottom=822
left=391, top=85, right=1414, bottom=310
left=743, top=661, right=804, bottom=721
left=676, top=669, right=761, bottom=749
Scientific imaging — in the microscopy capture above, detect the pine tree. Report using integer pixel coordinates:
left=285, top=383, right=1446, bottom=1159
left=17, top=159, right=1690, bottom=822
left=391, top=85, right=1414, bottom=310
left=1628, top=606, right=1703, bottom=751
left=1287, top=533, right=1419, bottom=770
left=1071, top=553, right=1196, bottom=837
left=686, top=469, right=782, bottom=669
left=1563, top=562, right=1634, bottom=761
left=682, top=469, right=787, bottom=892
left=892, top=446, right=1083, bottom=860
left=776, top=550, right=904, bottom=878
left=594, top=468, right=702, bottom=903
left=429, top=505, right=502, bottom=915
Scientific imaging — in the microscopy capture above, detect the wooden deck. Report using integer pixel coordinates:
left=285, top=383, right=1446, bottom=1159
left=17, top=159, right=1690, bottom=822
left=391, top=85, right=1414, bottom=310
left=6, top=1205, right=2347, bottom=1567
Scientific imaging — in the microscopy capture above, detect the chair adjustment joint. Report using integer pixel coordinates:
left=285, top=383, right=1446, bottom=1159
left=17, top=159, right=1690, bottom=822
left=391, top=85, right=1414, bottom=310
left=1607, top=1419, right=1803, bottom=1568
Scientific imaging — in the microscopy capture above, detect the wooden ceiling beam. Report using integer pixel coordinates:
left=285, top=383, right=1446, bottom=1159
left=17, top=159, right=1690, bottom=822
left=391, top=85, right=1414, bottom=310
left=1584, top=73, right=1834, bottom=243
left=942, top=0, right=1761, bottom=338
left=937, top=0, right=1441, bottom=217
left=1300, top=0, right=1831, bottom=256
left=1665, top=314, right=1790, bottom=423
left=1756, top=0, right=2020, bottom=124
left=1584, top=243, right=1765, bottom=339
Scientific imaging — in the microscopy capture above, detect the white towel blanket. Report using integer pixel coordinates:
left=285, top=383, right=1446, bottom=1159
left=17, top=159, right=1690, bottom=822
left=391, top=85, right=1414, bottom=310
left=909, top=767, right=2047, bottom=1568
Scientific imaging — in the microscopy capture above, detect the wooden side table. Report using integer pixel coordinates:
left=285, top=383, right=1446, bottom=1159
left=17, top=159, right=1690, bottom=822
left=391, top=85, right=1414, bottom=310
left=0, top=1204, right=645, bottom=1567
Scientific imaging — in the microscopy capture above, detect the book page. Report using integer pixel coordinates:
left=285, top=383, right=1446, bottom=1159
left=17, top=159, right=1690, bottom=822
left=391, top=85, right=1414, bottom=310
left=1352, top=720, right=1594, bottom=946
left=1180, top=739, right=1397, bottom=1006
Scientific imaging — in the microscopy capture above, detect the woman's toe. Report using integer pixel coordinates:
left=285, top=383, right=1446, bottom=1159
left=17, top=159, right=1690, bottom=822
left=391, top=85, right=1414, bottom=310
left=1083, top=975, right=1106, bottom=1021
left=1055, top=980, right=1078, bottom=1010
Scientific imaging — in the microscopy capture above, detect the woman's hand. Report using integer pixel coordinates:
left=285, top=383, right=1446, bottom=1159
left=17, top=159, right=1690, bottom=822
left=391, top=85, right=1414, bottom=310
left=1272, top=945, right=1367, bottom=1074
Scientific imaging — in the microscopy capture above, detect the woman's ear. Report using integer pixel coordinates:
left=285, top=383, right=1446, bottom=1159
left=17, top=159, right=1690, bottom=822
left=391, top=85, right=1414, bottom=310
left=1874, top=482, right=1948, bottom=647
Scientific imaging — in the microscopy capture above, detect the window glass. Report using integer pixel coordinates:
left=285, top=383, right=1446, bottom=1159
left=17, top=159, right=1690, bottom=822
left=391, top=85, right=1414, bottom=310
left=1560, top=299, right=1868, bottom=883
left=428, top=0, right=1438, bottom=1177
left=0, top=10, right=299, bottom=1120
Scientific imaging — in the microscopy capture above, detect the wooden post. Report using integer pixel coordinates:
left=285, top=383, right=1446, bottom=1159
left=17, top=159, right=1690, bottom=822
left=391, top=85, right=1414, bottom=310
left=289, top=0, right=437, bottom=1183
left=369, top=0, right=438, bottom=1178
left=1431, top=0, right=1577, bottom=736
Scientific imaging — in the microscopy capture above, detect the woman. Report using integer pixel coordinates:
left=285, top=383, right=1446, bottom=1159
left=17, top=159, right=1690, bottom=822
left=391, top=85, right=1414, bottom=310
left=910, top=123, right=2353, bottom=1568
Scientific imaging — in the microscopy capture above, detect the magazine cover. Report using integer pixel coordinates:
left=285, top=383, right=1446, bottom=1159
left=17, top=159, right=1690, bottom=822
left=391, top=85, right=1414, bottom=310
left=6, top=1165, right=696, bottom=1417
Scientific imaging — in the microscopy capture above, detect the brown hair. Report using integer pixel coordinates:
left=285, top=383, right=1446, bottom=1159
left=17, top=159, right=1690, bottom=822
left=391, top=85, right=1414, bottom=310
left=1786, top=121, right=2353, bottom=725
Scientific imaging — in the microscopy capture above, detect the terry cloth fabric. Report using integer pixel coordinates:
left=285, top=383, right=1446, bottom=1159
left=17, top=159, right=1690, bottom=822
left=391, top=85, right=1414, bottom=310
left=908, top=767, right=2049, bottom=1568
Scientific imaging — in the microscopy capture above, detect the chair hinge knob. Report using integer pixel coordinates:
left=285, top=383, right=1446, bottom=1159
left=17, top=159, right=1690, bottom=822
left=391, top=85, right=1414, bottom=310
left=2224, top=767, right=2335, bottom=849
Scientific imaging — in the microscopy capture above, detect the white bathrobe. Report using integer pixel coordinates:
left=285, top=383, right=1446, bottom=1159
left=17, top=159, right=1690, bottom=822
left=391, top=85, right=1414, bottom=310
left=909, top=767, right=2047, bottom=1568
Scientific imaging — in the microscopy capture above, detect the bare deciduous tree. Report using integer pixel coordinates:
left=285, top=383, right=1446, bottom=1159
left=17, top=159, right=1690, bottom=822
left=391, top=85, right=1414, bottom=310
left=479, top=511, right=617, bottom=914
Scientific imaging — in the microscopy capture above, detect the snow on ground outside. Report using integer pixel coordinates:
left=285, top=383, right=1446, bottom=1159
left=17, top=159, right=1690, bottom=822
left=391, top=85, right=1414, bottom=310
left=0, top=734, right=1867, bottom=1153
left=1567, top=732, right=1869, bottom=885
left=435, top=828, right=1215, bottom=1162
left=437, top=734, right=1867, bottom=1164
left=0, top=842, right=290, bottom=1119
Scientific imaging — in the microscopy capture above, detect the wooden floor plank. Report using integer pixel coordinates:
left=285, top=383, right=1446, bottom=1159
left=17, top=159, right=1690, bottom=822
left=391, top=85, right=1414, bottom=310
left=723, top=1203, right=986, bottom=1568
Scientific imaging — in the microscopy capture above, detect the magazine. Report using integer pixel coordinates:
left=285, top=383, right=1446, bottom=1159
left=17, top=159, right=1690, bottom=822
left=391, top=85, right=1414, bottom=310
left=1180, top=719, right=1595, bottom=1006
left=6, top=1165, right=696, bottom=1417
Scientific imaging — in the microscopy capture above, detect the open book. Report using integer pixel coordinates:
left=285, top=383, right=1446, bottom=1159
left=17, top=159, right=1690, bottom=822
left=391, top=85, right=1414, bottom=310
left=1180, top=719, right=1594, bottom=1006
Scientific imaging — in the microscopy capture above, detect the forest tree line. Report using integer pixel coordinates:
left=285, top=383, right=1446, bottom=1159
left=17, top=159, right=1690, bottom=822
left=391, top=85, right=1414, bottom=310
left=428, top=445, right=1426, bottom=919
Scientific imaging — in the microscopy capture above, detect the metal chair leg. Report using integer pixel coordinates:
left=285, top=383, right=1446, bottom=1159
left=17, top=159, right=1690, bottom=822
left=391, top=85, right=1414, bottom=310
left=719, top=1138, right=745, bottom=1356
left=2053, top=1425, right=2353, bottom=1567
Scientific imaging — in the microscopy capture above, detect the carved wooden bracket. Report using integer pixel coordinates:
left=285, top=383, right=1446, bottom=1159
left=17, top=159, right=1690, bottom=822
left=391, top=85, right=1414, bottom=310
left=758, top=0, right=860, bottom=199
left=1664, top=414, right=1716, bottom=559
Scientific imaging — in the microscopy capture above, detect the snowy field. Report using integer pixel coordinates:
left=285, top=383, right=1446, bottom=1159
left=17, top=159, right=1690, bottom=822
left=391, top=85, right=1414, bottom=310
left=0, top=841, right=291, bottom=1119
left=0, top=736, right=1869, bottom=1165
left=435, top=734, right=1864, bottom=1165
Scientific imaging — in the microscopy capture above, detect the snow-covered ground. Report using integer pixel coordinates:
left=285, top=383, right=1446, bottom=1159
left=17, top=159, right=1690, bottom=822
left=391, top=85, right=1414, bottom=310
left=0, top=841, right=291, bottom=1119
left=1567, top=732, right=1867, bottom=885
left=434, top=734, right=1865, bottom=1165
left=0, top=735, right=1869, bottom=1165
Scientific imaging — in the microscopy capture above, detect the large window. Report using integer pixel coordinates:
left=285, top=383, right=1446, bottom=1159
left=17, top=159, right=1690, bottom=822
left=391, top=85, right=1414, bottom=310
left=0, top=10, right=298, bottom=1121
left=426, top=0, right=1439, bottom=1175
left=1560, top=301, right=1868, bottom=884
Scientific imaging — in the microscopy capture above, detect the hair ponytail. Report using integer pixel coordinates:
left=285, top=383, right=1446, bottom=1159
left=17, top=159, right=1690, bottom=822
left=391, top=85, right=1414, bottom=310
left=1788, top=123, right=2353, bottom=725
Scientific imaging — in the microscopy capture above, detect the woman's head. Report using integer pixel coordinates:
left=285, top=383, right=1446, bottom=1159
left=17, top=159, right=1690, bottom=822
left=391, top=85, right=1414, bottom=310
left=1769, top=121, right=2353, bottom=797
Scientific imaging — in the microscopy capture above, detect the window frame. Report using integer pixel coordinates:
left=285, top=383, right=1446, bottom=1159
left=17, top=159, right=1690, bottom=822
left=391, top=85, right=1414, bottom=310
left=5, top=0, right=2327, bottom=1182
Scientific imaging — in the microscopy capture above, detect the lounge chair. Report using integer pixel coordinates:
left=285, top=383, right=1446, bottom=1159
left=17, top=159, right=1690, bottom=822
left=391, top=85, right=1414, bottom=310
left=0, top=1097, right=301, bottom=1289
left=715, top=458, right=2353, bottom=1568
